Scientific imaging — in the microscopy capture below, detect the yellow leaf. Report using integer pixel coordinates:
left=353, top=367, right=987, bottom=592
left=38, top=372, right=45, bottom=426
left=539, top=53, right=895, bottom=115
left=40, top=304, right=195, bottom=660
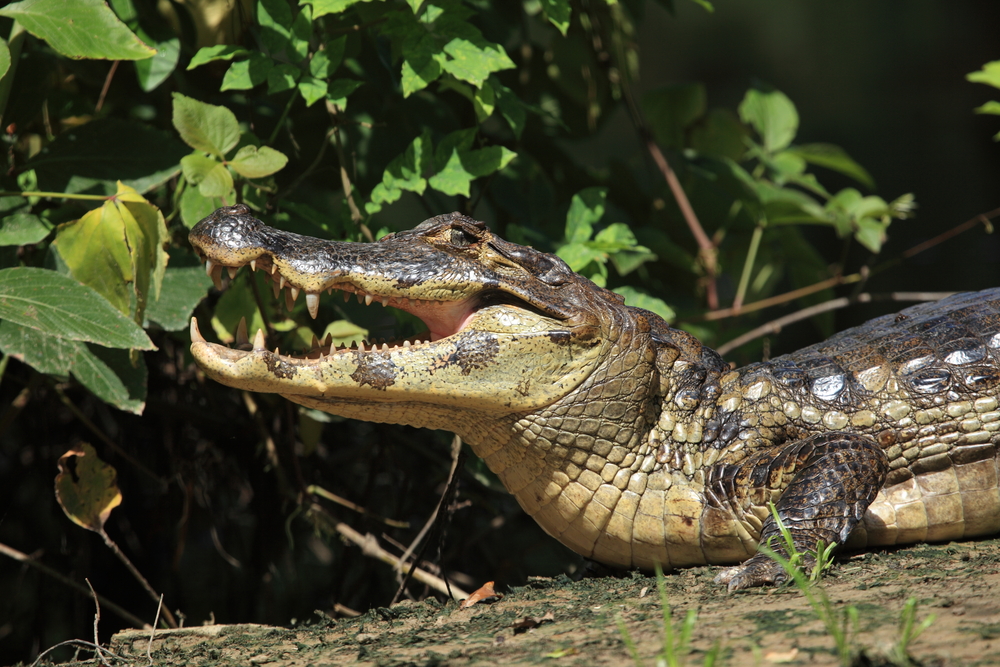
left=54, top=443, right=122, bottom=534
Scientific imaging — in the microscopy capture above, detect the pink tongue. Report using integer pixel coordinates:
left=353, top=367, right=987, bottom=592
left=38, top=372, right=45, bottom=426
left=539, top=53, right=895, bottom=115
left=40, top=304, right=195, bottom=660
left=399, top=298, right=476, bottom=341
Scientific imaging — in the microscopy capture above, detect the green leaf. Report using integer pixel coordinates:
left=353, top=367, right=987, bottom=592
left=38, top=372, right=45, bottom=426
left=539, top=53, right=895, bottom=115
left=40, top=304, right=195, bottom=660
left=267, top=63, right=301, bottom=94
left=172, top=93, right=241, bottom=158
left=967, top=61, right=1000, bottom=90
left=180, top=153, right=220, bottom=184
left=187, top=45, right=251, bottom=70
left=27, top=119, right=188, bottom=195
left=313, top=36, right=346, bottom=77
left=565, top=187, right=607, bottom=243
left=0, top=39, right=10, bottom=80
left=0, top=0, right=156, bottom=60
left=401, top=32, right=446, bottom=97
left=229, top=145, right=289, bottom=178
left=221, top=52, right=274, bottom=91
left=472, top=81, right=495, bottom=123
left=0, top=321, right=147, bottom=412
left=539, top=0, right=572, bottom=35
left=427, top=143, right=516, bottom=198
left=441, top=38, right=515, bottom=88
left=259, top=0, right=309, bottom=63
left=305, top=0, right=373, bottom=19
left=786, top=143, right=875, bottom=189
left=0, top=267, right=154, bottom=349
left=367, top=131, right=432, bottom=214
left=179, top=184, right=224, bottom=229
left=642, top=83, right=706, bottom=149
left=492, top=79, right=527, bottom=139
left=54, top=183, right=168, bottom=328
left=298, top=76, right=328, bottom=106
left=738, top=87, right=799, bottom=153
left=974, top=100, right=1000, bottom=115
left=555, top=242, right=605, bottom=273
left=326, top=79, right=363, bottom=108
left=199, top=163, right=235, bottom=198
left=145, top=266, right=213, bottom=331
left=0, top=211, right=52, bottom=246
left=134, top=27, right=179, bottom=92
left=612, top=286, right=675, bottom=322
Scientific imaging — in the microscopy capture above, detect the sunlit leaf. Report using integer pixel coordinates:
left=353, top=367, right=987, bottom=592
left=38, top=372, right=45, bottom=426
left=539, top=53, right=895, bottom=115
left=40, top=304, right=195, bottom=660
left=0, top=268, right=153, bottom=349
left=221, top=53, right=274, bottom=91
left=565, top=187, right=607, bottom=243
left=187, top=44, right=251, bottom=70
left=0, top=39, right=10, bottom=80
left=785, top=143, right=875, bottom=189
left=539, top=0, right=572, bottom=35
left=134, top=26, right=179, bottom=92
left=0, top=0, right=155, bottom=60
left=0, top=211, right=52, bottom=246
left=613, top=286, right=675, bottom=322
left=172, top=93, right=241, bottom=158
left=367, top=131, right=432, bottom=214
left=441, top=38, right=515, bottom=88
left=268, top=63, right=301, bottom=94
left=305, top=0, right=373, bottom=19
left=55, top=443, right=122, bottom=533
left=738, top=87, right=799, bottom=153
left=967, top=61, right=1000, bottom=90
left=229, top=145, right=289, bottom=178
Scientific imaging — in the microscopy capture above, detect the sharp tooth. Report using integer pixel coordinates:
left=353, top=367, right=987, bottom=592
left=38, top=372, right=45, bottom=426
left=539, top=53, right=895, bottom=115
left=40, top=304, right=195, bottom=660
left=403, top=340, right=411, bottom=348
left=279, top=275, right=286, bottom=290
left=250, top=259, right=257, bottom=272
left=290, top=286, right=300, bottom=301
left=236, top=317, right=249, bottom=347
left=285, top=289, right=296, bottom=312
left=253, top=328, right=267, bottom=351
left=211, top=265, right=224, bottom=290
left=323, top=334, right=332, bottom=346
left=205, top=259, right=215, bottom=277
left=343, top=292, right=350, bottom=302
left=190, top=317, right=207, bottom=343
left=311, top=334, right=321, bottom=349
left=227, top=266, right=238, bottom=279
left=381, top=343, right=389, bottom=351
left=274, top=347, right=280, bottom=355
left=306, top=293, right=320, bottom=319
left=364, top=294, right=374, bottom=306
left=356, top=293, right=364, bottom=304
left=271, top=264, right=278, bottom=275
left=272, top=281, right=281, bottom=299
left=381, top=297, right=389, bottom=306
left=358, top=341, right=366, bottom=352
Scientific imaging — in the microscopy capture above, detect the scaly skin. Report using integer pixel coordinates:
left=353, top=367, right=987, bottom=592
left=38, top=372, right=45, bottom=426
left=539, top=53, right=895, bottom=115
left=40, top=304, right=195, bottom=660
left=189, top=205, right=1000, bottom=590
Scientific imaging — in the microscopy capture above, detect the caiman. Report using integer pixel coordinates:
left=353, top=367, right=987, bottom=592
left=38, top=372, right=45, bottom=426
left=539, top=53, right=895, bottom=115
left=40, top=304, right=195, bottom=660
left=189, top=204, right=1000, bottom=590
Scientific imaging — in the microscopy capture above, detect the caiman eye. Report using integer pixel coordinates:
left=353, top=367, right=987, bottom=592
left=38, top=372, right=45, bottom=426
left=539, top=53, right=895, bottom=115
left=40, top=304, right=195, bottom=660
left=450, top=227, right=478, bottom=247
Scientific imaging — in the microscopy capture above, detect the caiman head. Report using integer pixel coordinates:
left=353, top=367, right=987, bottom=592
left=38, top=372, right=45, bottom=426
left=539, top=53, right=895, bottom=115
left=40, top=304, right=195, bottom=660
left=189, top=205, right=724, bottom=568
left=188, top=204, right=657, bottom=436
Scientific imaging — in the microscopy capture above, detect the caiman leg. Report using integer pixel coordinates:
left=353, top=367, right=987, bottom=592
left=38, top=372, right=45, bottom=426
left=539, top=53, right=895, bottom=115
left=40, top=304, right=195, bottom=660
left=714, top=433, right=890, bottom=591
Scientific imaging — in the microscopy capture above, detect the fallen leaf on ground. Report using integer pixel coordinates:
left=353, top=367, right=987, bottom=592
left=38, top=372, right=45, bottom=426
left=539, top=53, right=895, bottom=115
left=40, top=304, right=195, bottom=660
left=460, top=581, right=502, bottom=608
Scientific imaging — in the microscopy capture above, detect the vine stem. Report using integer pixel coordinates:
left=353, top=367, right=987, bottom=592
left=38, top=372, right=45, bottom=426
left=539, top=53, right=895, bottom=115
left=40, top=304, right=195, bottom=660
left=732, top=224, right=764, bottom=312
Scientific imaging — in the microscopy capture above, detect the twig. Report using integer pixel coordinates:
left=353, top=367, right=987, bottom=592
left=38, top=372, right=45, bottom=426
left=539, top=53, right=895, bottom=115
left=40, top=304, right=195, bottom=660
left=0, top=541, right=148, bottom=628
left=902, top=207, right=1000, bottom=259
left=716, top=292, right=954, bottom=356
left=391, top=435, right=465, bottom=604
left=95, top=61, right=120, bottom=113
left=308, top=485, right=410, bottom=528
left=29, top=639, right=122, bottom=667
left=702, top=274, right=858, bottom=321
left=334, top=521, right=469, bottom=600
left=325, top=101, right=372, bottom=241
left=147, top=595, right=163, bottom=666
left=85, top=579, right=112, bottom=667
left=97, top=528, right=179, bottom=628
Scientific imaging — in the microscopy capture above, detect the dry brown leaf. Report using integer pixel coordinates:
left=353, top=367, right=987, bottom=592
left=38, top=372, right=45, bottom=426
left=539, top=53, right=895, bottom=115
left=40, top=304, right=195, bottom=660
left=55, top=442, right=122, bottom=534
left=459, top=581, right=502, bottom=608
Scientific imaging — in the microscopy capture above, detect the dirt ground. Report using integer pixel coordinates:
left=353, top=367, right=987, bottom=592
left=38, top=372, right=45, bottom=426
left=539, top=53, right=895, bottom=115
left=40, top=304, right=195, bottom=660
left=90, top=537, right=1000, bottom=666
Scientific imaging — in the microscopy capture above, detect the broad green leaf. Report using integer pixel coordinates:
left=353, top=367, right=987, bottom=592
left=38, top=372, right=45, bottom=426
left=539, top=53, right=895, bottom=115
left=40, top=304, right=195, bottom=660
left=27, top=119, right=188, bottom=195
left=187, top=45, right=251, bottom=70
left=974, top=100, right=1000, bottom=115
left=473, top=82, right=495, bottom=122
left=221, top=52, right=274, bottom=90
left=441, top=38, right=515, bottom=88
left=401, top=32, right=446, bottom=97
left=145, top=266, right=213, bottom=331
left=967, top=61, right=1000, bottom=90
left=327, top=79, right=363, bottom=108
left=539, top=0, right=572, bottom=35
left=305, top=0, right=373, bottom=18
left=565, top=187, right=607, bottom=243
left=269, top=63, right=302, bottom=94
left=229, top=145, right=289, bottom=178
left=738, top=87, right=799, bottom=153
left=427, top=145, right=516, bottom=197
left=594, top=222, right=638, bottom=249
left=180, top=153, right=220, bottom=184
left=854, top=217, right=888, bottom=253
left=0, top=39, right=10, bottom=80
left=493, top=79, right=527, bottom=139
left=55, top=442, right=122, bottom=532
left=199, top=163, right=235, bottom=198
left=179, top=185, right=223, bottom=229
left=556, top=242, right=605, bottom=273
left=642, top=83, right=706, bottom=149
left=134, top=27, right=179, bottom=92
left=0, top=0, right=155, bottom=60
left=55, top=183, right=168, bottom=328
left=172, top=93, right=241, bottom=158
left=0, top=211, right=52, bottom=246
left=613, top=286, right=675, bottom=322
left=786, top=143, right=875, bottom=189
left=312, top=36, right=346, bottom=77
left=0, top=267, right=154, bottom=349
left=298, top=76, right=328, bottom=106
left=259, top=0, right=309, bottom=63
left=367, top=131, right=432, bottom=214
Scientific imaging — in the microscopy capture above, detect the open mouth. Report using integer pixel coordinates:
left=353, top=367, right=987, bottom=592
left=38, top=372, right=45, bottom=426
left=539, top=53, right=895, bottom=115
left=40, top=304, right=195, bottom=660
left=193, top=253, right=502, bottom=360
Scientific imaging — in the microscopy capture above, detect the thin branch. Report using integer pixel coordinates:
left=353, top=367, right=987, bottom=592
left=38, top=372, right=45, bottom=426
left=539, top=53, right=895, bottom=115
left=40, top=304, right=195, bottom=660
left=147, top=595, right=163, bottom=666
left=716, top=292, right=954, bottom=356
left=308, top=485, right=410, bottom=528
left=98, top=528, right=179, bottom=628
left=391, top=435, right=465, bottom=604
left=333, top=521, right=469, bottom=600
left=326, top=101, right=372, bottom=241
left=901, top=207, right=1000, bottom=259
left=95, top=61, right=120, bottom=114
left=85, top=579, right=113, bottom=667
left=0, top=541, right=148, bottom=629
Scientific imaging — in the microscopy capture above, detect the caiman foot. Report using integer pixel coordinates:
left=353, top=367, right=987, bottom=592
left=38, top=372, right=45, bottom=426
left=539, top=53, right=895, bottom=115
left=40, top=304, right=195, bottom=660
left=713, top=432, right=889, bottom=591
